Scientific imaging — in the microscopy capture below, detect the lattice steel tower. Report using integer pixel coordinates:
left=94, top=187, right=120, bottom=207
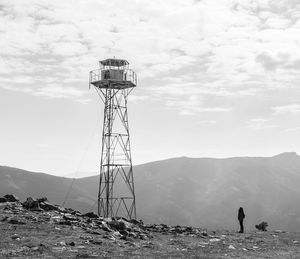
left=89, top=58, right=137, bottom=219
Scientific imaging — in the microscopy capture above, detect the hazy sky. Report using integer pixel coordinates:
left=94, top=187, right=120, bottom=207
left=1, top=0, right=300, bottom=177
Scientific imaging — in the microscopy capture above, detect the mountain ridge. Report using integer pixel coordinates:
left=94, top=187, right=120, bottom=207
left=1, top=152, right=300, bottom=232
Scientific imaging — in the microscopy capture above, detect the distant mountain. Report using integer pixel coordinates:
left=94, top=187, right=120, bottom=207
left=0, top=166, right=97, bottom=212
left=1, top=152, right=300, bottom=232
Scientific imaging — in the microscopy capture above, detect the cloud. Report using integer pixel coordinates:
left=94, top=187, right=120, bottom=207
left=284, top=127, right=300, bottom=132
left=0, top=0, right=300, bottom=118
left=256, top=53, right=280, bottom=71
left=129, top=95, right=149, bottom=103
left=0, top=76, right=36, bottom=85
left=33, top=85, right=85, bottom=99
left=272, top=104, right=300, bottom=115
left=179, top=107, right=232, bottom=115
left=51, top=42, right=88, bottom=57
left=256, top=52, right=300, bottom=72
left=165, top=95, right=232, bottom=115
left=247, top=118, right=278, bottom=130
left=197, top=120, right=217, bottom=124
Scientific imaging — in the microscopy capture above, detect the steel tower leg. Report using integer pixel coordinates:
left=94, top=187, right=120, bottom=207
left=97, top=87, right=136, bottom=219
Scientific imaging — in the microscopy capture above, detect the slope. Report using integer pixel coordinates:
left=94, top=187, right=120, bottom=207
left=1, top=152, right=300, bottom=232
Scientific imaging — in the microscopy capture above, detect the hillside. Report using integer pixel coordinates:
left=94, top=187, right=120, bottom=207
left=0, top=166, right=96, bottom=212
left=1, top=198, right=300, bottom=258
left=133, top=152, right=300, bottom=232
left=1, top=152, right=300, bottom=232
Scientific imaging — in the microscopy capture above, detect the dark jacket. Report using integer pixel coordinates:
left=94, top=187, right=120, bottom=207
left=238, top=207, right=245, bottom=221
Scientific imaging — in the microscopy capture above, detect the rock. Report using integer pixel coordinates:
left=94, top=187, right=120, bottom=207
left=198, top=241, right=209, bottom=246
left=11, top=234, right=20, bottom=240
left=128, top=232, right=138, bottom=238
left=209, top=238, right=221, bottom=242
left=161, top=224, right=169, bottom=229
left=120, top=235, right=127, bottom=240
left=119, top=229, right=128, bottom=236
left=4, top=194, right=19, bottom=202
left=0, top=197, right=8, bottom=203
left=111, top=231, right=122, bottom=238
left=1, top=216, right=8, bottom=222
left=37, top=197, right=48, bottom=202
left=52, top=247, right=66, bottom=252
left=80, top=235, right=92, bottom=240
left=87, top=230, right=102, bottom=235
left=170, top=226, right=184, bottom=234
left=91, top=239, right=102, bottom=245
left=118, top=219, right=133, bottom=229
left=59, top=220, right=72, bottom=226
left=130, top=219, right=140, bottom=225
left=69, top=209, right=81, bottom=215
left=34, top=243, right=47, bottom=253
left=76, top=253, right=90, bottom=258
left=3, top=202, right=24, bottom=212
left=39, top=201, right=60, bottom=211
left=142, top=242, right=155, bottom=248
left=185, top=226, right=193, bottom=232
left=274, top=230, right=285, bottom=233
left=108, top=220, right=126, bottom=231
left=255, top=222, right=268, bottom=231
left=22, top=197, right=40, bottom=210
left=139, top=233, right=148, bottom=240
left=82, top=212, right=98, bottom=218
left=67, top=241, right=76, bottom=246
left=8, top=218, right=26, bottom=225
left=63, top=215, right=79, bottom=221
left=228, top=245, right=235, bottom=249
left=101, top=224, right=112, bottom=232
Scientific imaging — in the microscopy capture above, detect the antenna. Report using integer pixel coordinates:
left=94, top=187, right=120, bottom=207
left=89, top=58, right=137, bottom=219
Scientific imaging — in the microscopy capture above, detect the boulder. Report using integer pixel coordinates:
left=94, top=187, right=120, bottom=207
left=37, top=197, right=48, bottom=203
left=39, top=201, right=60, bottom=211
left=0, top=197, right=7, bottom=203
left=67, top=241, right=75, bottom=246
left=82, top=212, right=99, bottom=219
left=101, top=224, right=112, bottom=232
left=108, top=220, right=126, bottom=231
left=22, top=197, right=40, bottom=210
left=119, top=229, right=128, bottom=236
left=8, top=218, right=26, bottom=224
left=59, top=220, right=72, bottom=226
left=4, top=194, right=19, bottom=202
left=130, top=219, right=140, bottom=225
left=255, top=222, right=268, bottom=231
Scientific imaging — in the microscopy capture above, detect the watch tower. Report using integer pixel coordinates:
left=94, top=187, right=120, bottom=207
left=89, top=58, right=137, bottom=219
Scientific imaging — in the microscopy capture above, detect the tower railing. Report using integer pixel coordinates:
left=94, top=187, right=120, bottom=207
left=89, top=68, right=137, bottom=87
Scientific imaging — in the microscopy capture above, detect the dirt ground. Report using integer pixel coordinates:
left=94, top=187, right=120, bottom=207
left=1, top=201, right=300, bottom=258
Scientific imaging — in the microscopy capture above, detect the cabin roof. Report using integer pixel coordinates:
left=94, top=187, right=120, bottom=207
left=99, top=59, right=129, bottom=67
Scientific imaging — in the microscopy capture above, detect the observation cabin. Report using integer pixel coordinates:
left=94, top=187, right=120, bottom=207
left=89, top=58, right=137, bottom=89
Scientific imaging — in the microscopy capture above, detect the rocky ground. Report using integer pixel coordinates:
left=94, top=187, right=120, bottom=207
left=1, top=195, right=300, bottom=258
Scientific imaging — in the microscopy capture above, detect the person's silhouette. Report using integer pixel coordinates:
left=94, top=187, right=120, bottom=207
left=238, top=207, right=245, bottom=233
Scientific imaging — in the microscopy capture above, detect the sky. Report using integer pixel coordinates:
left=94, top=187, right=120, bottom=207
left=1, top=0, right=300, bottom=177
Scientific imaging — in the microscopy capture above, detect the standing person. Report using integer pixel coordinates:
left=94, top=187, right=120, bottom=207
left=238, top=207, right=245, bottom=233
